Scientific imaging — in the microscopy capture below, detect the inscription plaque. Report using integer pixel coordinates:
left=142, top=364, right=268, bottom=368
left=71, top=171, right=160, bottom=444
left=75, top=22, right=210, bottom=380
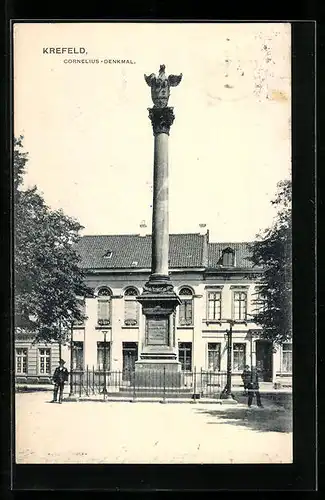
left=146, top=317, right=168, bottom=345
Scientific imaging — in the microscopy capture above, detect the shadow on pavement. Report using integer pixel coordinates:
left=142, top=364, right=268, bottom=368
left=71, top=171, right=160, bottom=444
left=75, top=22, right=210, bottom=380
left=196, top=402, right=292, bottom=433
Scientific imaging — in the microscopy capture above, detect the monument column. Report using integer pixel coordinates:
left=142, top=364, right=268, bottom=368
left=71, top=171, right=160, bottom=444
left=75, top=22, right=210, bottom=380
left=150, top=108, right=175, bottom=279
left=135, top=65, right=183, bottom=385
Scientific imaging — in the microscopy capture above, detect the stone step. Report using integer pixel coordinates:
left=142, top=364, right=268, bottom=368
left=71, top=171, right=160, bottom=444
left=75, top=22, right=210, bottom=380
left=119, top=386, right=193, bottom=393
left=64, top=395, right=238, bottom=405
left=118, top=391, right=195, bottom=398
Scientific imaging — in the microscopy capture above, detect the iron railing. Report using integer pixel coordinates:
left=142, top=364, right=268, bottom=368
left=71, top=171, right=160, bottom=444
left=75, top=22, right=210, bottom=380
left=67, top=367, right=228, bottom=400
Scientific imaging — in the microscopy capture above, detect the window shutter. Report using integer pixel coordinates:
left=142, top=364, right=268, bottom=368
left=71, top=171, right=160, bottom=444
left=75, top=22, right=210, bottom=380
left=185, top=300, right=193, bottom=324
left=98, top=299, right=110, bottom=324
left=124, top=299, right=138, bottom=325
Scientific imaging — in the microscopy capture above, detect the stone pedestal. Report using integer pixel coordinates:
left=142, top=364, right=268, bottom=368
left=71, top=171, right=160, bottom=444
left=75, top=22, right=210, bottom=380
left=135, top=360, right=182, bottom=388
left=135, top=276, right=182, bottom=386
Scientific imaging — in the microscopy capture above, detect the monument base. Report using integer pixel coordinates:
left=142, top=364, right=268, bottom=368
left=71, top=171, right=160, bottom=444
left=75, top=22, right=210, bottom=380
left=139, top=344, right=177, bottom=360
left=134, top=358, right=182, bottom=388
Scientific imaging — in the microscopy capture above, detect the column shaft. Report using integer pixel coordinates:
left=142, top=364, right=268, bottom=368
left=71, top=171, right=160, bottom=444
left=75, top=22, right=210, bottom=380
left=152, top=132, right=169, bottom=277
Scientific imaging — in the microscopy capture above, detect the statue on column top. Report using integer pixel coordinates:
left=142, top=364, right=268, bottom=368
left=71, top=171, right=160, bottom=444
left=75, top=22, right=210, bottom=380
left=144, top=64, right=182, bottom=108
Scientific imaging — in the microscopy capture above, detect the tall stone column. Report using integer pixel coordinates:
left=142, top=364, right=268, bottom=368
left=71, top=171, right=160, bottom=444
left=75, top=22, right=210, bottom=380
left=150, top=108, right=174, bottom=279
left=135, top=65, right=183, bottom=386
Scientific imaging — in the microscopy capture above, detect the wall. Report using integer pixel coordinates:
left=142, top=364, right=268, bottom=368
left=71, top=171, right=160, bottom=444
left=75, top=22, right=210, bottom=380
left=14, top=269, right=292, bottom=386
left=15, top=336, right=61, bottom=383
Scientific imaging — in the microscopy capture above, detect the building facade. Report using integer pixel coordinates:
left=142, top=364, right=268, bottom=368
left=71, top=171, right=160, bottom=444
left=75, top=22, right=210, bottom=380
left=15, top=230, right=292, bottom=387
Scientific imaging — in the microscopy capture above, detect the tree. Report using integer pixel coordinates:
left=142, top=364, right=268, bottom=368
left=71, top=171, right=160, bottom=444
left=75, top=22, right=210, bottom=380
left=14, top=136, right=93, bottom=344
left=249, top=179, right=292, bottom=344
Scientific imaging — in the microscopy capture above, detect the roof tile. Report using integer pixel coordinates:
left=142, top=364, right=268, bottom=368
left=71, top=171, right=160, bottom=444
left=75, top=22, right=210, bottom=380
left=75, top=234, right=259, bottom=270
left=75, top=233, right=205, bottom=270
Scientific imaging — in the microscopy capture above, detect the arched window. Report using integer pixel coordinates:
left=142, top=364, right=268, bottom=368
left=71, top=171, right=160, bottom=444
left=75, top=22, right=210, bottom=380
left=222, top=247, right=235, bottom=266
left=124, top=287, right=139, bottom=326
left=178, top=287, right=194, bottom=326
left=97, top=287, right=112, bottom=325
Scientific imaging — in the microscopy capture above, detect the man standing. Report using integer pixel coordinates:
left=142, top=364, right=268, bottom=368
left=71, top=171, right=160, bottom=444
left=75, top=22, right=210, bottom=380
left=247, top=366, right=263, bottom=408
left=51, top=359, right=69, bottom=403
left=241, top=364, right=251, bottom=396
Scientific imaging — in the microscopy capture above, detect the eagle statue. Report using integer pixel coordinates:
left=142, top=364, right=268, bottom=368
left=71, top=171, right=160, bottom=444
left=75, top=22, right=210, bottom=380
left=144, top=64, right=182, bottom=108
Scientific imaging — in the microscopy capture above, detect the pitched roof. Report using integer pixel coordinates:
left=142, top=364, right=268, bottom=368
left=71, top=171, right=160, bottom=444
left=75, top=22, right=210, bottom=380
left=208, top=242, right=257, bottom=269
left=75, top=233, right=205, bottom=270
left=75, top=234, right=261, bottom=271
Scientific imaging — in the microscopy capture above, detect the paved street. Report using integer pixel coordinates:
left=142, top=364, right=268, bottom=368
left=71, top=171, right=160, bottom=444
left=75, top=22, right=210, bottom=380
left=15, top=391, right=292, bottom=464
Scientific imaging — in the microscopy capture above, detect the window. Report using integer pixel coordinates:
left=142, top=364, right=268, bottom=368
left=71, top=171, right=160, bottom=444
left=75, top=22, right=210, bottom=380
left=178, top=342, right=192, bottom=371
left=124, top=288, right=139, bottom=326
left=233, top=291, right=247, bottom=320
left=207, top=343, right=221, bottom=371
left=39, top=348, right=51, bottom=375
left=97, top=287, right=111, bottom=325
left=233, top=343, right=246, bottom=371
left=72, top=341, right=84, bottom=370
left=282, top=343, right=292, bottom=372
left=208, top=291, right=222, bottom=320
left=97, top=341, right=111, bottom=370
left=179, top=287, right=193, bottom=326
left=222, top=247, right=235, bottom=266
left=16, top=348, right=27, bottom=374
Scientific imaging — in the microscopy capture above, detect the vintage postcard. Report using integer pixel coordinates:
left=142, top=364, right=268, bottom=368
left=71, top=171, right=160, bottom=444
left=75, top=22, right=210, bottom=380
left=13, top=22, right=292, bottom=466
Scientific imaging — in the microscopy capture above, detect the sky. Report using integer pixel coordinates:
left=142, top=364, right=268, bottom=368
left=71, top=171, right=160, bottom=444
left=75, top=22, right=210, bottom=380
left=14, top=22, right=291, bottom=242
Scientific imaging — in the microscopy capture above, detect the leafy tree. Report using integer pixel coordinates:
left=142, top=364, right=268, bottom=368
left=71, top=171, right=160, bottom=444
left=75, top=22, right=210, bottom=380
left=14, top=136, right=93, bottom=344
left=249, top=179, right=292, bottom=344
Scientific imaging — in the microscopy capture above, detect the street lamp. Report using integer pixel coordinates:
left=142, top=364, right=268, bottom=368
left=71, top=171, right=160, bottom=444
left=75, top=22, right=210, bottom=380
left=220, top=319, right=235, bottom=400
left=244, top=313, right=261, bottom=373
left=69, top=319, right=74, bottom=396
left=102, top=330, right=108, bottom=394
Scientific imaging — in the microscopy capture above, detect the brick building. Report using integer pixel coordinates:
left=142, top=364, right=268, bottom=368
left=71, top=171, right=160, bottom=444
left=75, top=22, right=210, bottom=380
left=15, top=228, right=292, bottom=387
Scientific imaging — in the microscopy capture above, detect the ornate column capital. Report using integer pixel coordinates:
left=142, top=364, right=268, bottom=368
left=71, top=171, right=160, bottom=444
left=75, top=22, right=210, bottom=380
left=148, top=107, right=175, bottom=136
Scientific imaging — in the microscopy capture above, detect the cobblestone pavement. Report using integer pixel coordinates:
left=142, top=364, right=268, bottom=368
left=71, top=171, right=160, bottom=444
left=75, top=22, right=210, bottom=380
left=15, top=391, right=292, bottom=464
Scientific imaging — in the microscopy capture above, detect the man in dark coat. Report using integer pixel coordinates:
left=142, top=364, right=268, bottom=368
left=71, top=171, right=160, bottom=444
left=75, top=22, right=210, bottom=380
left=51, top=359, right=69, bottom=403
left=247, top=366, right=263, bottom=408
left=241, top=365, right=251, bottom=395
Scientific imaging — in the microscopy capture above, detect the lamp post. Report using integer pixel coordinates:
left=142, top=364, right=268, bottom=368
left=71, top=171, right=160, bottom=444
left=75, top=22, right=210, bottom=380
left=221, top=319, right=235, bottom=400
left=69, top=320, right=74, bottom=396
left=219, top=314, right=259, bottom=400
left=102, top=330, right=108, bottom=394
left=245, top=313, right=257, bottom=371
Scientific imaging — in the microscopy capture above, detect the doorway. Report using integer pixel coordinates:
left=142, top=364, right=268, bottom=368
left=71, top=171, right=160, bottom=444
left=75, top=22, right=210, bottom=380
left=122, top=342, right=138, bottom=381
left=255, top=340, right=273, bottom=382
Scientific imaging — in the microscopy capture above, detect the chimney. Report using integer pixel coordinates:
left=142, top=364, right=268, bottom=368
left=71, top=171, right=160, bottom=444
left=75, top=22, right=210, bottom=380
left=139, top=220, right=147, bottom=237
left=199, top=223, right=207, bottom=235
